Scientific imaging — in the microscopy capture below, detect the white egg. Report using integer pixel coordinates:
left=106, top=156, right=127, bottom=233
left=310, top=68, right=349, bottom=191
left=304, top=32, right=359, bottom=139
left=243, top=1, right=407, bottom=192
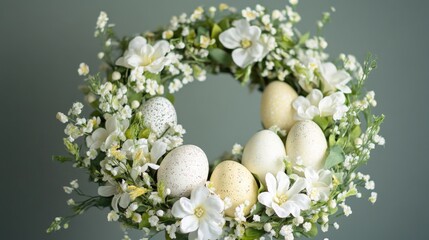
left=241, top=130, right=286, bottom=185
left=141, top=97, right=177, bottom=136
left=210, top=160, right=258, bottom=217
left=286, top=120, right=328, bottom=170
left=260, top=81, right=298, bottom=132
left=157, top=145, right=209, bottom=197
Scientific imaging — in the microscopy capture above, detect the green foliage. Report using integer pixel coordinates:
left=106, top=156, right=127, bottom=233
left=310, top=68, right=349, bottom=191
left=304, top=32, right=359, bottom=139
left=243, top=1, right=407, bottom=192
left=209, top=48, right=233, bottom=66
left=324, top=145, right=345, bottom=169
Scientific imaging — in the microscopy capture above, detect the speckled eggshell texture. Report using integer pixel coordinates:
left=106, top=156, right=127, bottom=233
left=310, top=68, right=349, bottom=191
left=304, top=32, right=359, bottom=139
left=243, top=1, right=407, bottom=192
left=241, top=130, right=286, bottom=185
left=210, top=160, right=258, bottom=217
left=141, top=97, right=177, bottom=136
left=260, top=81, right=298, bottom=132
left=157, top=145, right=209, bottom=197
left=286, top=120, right=328, bottom=170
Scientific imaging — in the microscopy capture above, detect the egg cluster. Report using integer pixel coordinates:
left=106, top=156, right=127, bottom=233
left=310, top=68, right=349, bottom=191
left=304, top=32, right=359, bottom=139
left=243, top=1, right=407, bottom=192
left=50, top=3, right=384, bottom=240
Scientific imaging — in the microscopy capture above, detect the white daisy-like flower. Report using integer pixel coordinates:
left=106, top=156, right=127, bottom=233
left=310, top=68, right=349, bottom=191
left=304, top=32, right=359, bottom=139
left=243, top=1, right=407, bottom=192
left=293, top=89, right=349, bottom=121
left=258, top=172, right=310, bottom=218
left=319, top=62, right=352, bottom=94
left=219, top=19, right=268, bottom=68
left=116, top=36, right=170, bottom=73
left=98, top=180, right=131, bottom=212
left=77, top=62, right=89, bottom=76
left=304, top=168, right=332, bottom=202
left=172, top=186, right=224, bottom=240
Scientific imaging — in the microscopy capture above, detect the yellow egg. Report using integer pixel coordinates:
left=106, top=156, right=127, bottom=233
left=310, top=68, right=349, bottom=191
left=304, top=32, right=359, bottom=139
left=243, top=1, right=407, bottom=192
left=260, top=81, right=298, bottom=131
left=210, top=161, right=258, bottom=217
left=286, top=120, right=328, bottom=170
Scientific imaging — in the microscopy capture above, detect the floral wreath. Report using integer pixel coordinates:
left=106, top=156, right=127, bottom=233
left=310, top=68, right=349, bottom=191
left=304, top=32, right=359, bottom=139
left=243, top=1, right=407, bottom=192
left=48, top=2, right=385, bottom=240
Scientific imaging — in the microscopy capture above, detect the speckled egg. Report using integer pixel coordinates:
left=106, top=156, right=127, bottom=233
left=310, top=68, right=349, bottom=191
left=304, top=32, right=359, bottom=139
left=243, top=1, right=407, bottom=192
left=286, top=120, right=328, bottom=170
left=141, top=97, right=177, bottom=136
left=157, top=145, right=209, bottom=197
left=210, top=161, right=258, bottom=217
left=260, top=81, right=298, bottom=132
left=241, top=130, right=286, bottom=185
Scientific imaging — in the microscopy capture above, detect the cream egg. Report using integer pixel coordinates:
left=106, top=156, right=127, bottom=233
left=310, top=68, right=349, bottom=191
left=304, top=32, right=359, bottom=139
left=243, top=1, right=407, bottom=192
left=141, top=97, right=177, bottom=136
left=210, top=160, right=258, bottom=217
left=157, top=145, right=209, bottom=197
left=286, top=120, right=328, bottom=170
left=241, top=130, right=286, bottom=185
left=260, top=81, right=298, bottom=132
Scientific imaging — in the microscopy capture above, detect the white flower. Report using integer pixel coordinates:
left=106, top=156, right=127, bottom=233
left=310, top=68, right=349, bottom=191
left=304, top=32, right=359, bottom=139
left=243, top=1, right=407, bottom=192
left=172, top=186, right=224, bottom=240
left=293, top=89, right=322, bottom=120
left=77, top=62, right=89, bottom=76
left=369, top=192, right=378, bottom=204
left=116, top=36, right=170, bottom=73
left=319, top=91, right=349, bottom=120
left=293, top=89, right=349, bottom=121
left=70, top=179, right=79, bottom=189
left=258, top=172, right=310, bottom=218
left=304, top=168, right=332, bottom=201
left=319, top=62, right=352, bottom=94
left=242, top=7, right=258, bottom=21
left=96, top=11, right=109, bottom=31
left=303, top=222, right=312, bottom=232
left=56, top=112, right=68, bottom=123
left=107, top=210, right=119, bottom=221
left=98, top=180, right=130, bottom=212
left=219, top=19, right=267, bottom=68
left=86, top=128, right=109, bottom=150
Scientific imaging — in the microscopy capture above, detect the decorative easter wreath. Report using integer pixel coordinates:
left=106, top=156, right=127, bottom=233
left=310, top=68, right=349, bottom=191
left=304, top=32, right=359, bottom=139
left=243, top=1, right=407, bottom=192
left=48, top=2, right=385, bottom=240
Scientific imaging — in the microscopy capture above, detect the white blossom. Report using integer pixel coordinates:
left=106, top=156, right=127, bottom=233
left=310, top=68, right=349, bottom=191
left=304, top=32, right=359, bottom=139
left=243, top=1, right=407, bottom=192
left=96, top=11, right=109, bottom=32
left=56, top=112, right=68, bottom=123
left=219, top=19, right=268, bottom=68
left=171, top=186, right=224, bottom=240
left=319, top=62, right=352, bottom=94
left=258, top=172, right=310, bottom=218
left=98, top=180, right=130, bottom=212
left=116, top=36, right=170, bottom=73
left=77, top=62, right=89, bottom=76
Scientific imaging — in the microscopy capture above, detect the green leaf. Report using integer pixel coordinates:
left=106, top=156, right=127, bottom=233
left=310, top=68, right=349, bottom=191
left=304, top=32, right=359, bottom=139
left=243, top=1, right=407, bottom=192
left=217, top=18, right=230, bottom=31
left=52, top=155, right=73, bottom=163
left=306, top=223, right=318, bottom=237
left=328, top=134, right=336, bottom=147
left=139, top=213, right=150, bottom=228
left=138, top=128, right=151, bottom=139
left=63, top=138, right=80, bottom=160
left=211, top=23, right=222, bottom=39
left=165, top=93, right=175, bottom=104
left=313, top=116, right=330, bottom=131
left=242, top=228, right=265, bottom=240
left=298, top=32, right=310, bottom=45
left=209, top=48, right=232, bottom=66
left=350, top=125, right=361, bottom=139
left=234, top=65, right=252, bottom=84
left=324, top=145, right=345, bottom=169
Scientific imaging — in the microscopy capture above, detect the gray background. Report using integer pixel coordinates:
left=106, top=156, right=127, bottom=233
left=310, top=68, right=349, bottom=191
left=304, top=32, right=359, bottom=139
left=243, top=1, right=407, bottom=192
left=1, top=0, right=427, bottom=239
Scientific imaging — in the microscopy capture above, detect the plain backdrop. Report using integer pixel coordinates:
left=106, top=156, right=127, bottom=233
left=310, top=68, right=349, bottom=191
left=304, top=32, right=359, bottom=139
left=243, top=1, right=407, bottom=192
left=1, top=0, right=428, bottom=239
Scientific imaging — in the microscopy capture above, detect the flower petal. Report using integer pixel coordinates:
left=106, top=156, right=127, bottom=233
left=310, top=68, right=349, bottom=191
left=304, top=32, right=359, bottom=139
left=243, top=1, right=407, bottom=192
left=98, top=185, right=116, bottom=197
left=172, top=197, right=194, bottom=218
left=150, top=140, right=167, bottom=163
left=152, top=40, right=171, bottom=58
left=180, top=215, right=199, bottom=233
left=119, top=193, right=130, bottom=209
left=191, top=186, right=210, bottom=206
left=198, top=220, right=223, bottom=240
left=287, top=178, right=306, bottom=197
left=290, top=194, right=311, bottom=210
left=219, top=28, right=241, bottom=49
left=205, top=195, right=224, bottom=213
left=265, top=172, right=277, bottom=194
left=111, top=194, right=120, bottom=212
left=272, top=203, right=290, bottom=218
left=276, top=171, right=290, bottom=194
left=258, top=192, right=274, bottom=207
left=128, top=36, right=147, bottom=51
